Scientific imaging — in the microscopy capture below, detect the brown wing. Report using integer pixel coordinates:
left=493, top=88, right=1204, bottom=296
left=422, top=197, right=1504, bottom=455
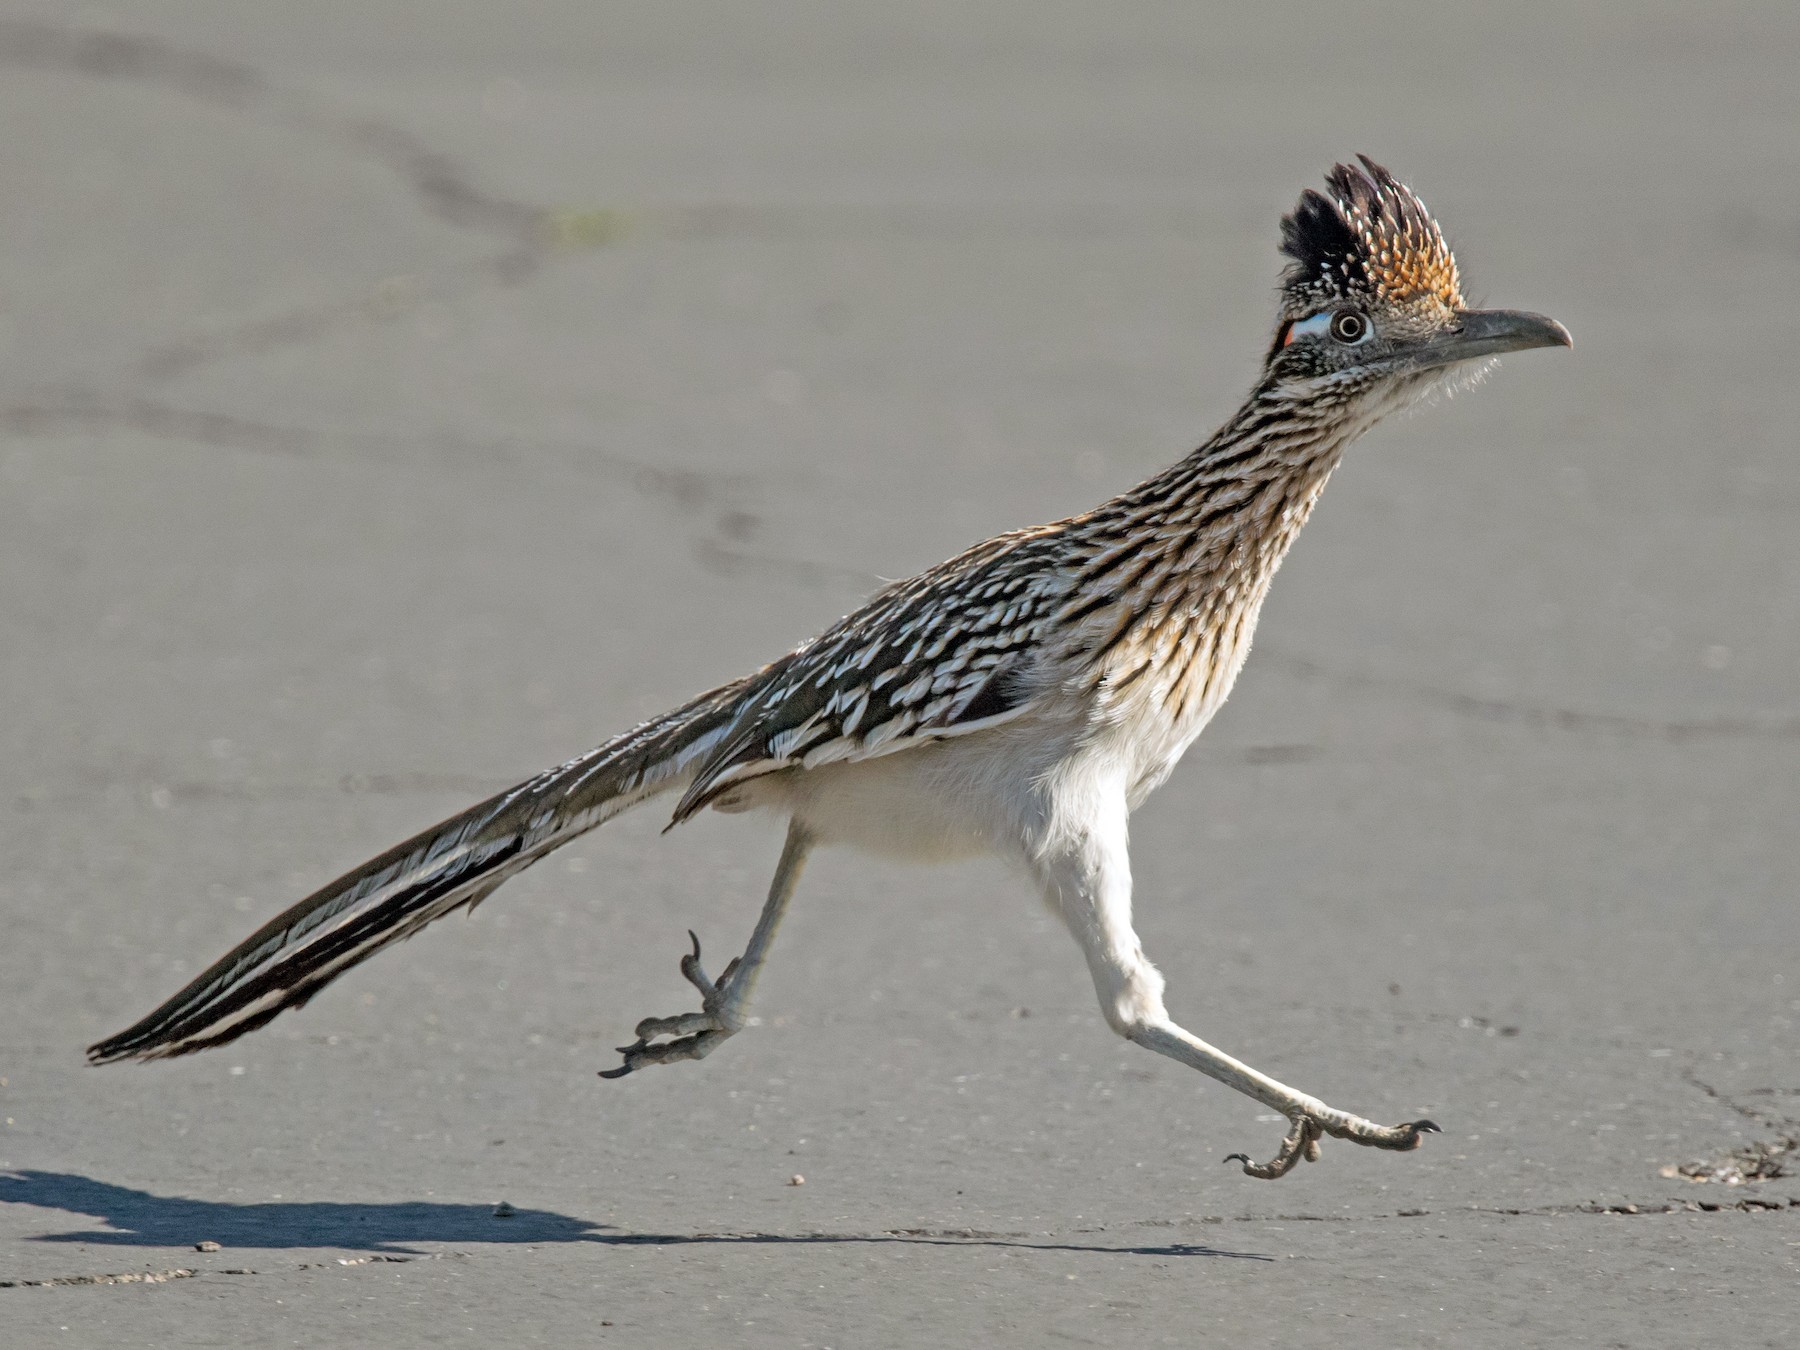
left=669, top=527, right=1079, bottom=822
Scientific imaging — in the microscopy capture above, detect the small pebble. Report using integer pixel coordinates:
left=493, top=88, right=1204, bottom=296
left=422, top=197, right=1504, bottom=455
left=194, top=1241, right=221, bottom=1253
left=493, top=1200, right=516, bottom=1218
left=787, top=1174, right=805, bottom=1187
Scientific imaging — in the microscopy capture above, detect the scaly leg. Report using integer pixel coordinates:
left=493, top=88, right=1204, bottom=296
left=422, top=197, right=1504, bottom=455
left=1029, top=792, right=1437, bottom=1179
left=601, top=821, right=812, bottom=1078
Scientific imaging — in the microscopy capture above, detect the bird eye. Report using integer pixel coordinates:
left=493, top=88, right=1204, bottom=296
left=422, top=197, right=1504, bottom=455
left=1329, top=309, right=1370, bottom=344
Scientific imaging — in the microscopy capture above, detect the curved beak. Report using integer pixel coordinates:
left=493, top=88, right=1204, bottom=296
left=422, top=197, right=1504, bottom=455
left=1398, top=308, right=1572, bottom=372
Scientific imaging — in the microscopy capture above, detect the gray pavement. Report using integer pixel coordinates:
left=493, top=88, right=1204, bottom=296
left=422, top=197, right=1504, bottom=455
left=2, top=3, right=1797, bottom=1345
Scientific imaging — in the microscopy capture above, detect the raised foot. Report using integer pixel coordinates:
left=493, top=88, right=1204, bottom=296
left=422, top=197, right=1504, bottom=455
left=598, top=931, right=744, bottom=1079
left=1223, top=1110, right=1440, bottom=1181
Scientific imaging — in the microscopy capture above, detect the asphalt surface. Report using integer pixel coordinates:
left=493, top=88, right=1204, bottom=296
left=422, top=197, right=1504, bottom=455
left=2, top=4, right=1798, bottom=1346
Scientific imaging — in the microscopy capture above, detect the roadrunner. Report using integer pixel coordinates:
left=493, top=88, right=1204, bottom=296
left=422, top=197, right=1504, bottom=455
left=92, top=158, right=1569, bottom=1180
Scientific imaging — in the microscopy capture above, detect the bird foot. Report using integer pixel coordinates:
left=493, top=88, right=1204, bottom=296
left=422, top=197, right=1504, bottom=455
left=1224, top=1109, right=1439, bottom=1180
left=599, top=931, right=744, bottom=1079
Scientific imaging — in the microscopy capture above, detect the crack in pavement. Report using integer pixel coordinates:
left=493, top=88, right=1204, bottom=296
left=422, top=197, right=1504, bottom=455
left=0, top=19, right=540, bottom=248
left=0, top=1254, right=445, bottom=1292
left=1681, top=1071, right=1799, bottom=1131
left=0, top=18, right=549, bottom=383
left=1107, top=1199, right=1800, bottom=1230
left=2, top=398, right=315, bottom=457
left=1464, top=1198, right=1797, bottom=1217
left=0, top=1266, right=200, bottom=1288
left=575, top=1229, right=1270, bottom=1259
left=1670, top=1072, right=1799, bottom=1184
left=1258, top=647, right=1800, bottom=744
left=0, top=396, right=738, bottom=507
left=134, top=246, right=539, bottom=383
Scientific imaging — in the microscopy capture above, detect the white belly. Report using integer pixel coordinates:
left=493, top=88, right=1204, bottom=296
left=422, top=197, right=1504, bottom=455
left=717, top=689, right=1222, bottom=867
left=729, top=723, right=1070, bottom=863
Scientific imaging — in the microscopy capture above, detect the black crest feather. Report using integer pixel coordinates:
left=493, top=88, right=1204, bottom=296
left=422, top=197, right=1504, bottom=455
left=1280, top=186, right=1362, bottom=291
left=1278, top=156, right=1460, bottom=311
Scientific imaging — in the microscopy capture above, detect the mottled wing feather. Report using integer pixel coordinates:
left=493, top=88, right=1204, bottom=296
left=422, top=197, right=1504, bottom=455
left=670, top=528, right=1078, bottom=821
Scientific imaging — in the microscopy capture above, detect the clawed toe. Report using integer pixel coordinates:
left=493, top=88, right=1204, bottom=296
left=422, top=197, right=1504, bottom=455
left=598, top=932, right=740, bottom=1079
left=677, top=930, right=719, bottom=999
left=599, top=1025, right=731, bottom=1078
left=633, top=1009, right=716, bottom=1040
left=1359, top=1117, right=1440, bottom=1150
left=596, top=1055, right=637, bottom=1080
left=1224, top=1111, right=1441, bottom=1180
left=1224, top=1114, right=1323, bottom=1179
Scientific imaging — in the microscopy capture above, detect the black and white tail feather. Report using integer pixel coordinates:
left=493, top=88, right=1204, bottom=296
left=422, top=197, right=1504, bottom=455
left=86, top=678, right=751, bottom=1064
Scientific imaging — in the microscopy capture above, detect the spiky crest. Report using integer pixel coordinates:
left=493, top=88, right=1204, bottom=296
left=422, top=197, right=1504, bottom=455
left=1278, top=156, right=1462, bottom=319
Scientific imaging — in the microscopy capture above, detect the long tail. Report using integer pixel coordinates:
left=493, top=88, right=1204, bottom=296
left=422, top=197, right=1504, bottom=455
left=87, top=678, right=752, bottom=1064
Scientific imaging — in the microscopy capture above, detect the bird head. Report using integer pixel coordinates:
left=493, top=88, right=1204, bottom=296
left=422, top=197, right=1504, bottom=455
left=1265, top=157, right=1569, bottom=396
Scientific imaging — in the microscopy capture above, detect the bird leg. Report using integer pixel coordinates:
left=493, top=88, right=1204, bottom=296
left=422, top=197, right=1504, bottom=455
left=601, top=821, right=812, bottom=1079
left=1131, top=1020, right=1440, bottom=1178
left=1032, top=805, right=1437, bottom=1179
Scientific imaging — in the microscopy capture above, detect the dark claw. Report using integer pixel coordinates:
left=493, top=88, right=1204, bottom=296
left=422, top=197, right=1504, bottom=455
left=598, top=1041, right=648, bottom=1079
left=1411, top=1119, right=1442, bottom=1134
left=1222, top=1153, right=1251, bottom=1165
left=687, top=930, right=703, bottom=960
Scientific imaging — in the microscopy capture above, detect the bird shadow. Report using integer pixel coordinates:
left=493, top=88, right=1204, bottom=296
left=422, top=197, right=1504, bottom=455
left=0, top=1170, right=603, bottom=1254
left=0, top=1171, right=1268, bottom=1260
